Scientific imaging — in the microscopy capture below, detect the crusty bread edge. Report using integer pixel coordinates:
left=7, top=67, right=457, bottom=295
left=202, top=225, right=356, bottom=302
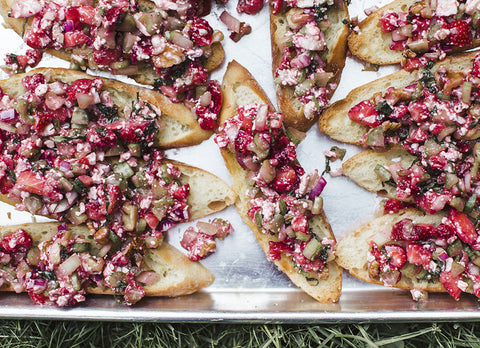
left=220, top=60, right=342, bottom=303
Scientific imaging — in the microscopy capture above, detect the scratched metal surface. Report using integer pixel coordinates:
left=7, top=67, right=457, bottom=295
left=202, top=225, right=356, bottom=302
left=0, top=0, right=477, bottom=323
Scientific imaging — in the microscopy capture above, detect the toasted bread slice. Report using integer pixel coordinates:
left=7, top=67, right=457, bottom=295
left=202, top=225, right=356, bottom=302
left=0, top=222, right=214, bottom=297
left=270, top=3, right=349, bottom=132
left=0, top=68, right=212, bottom=148
left=219, top=60, right=342, bottom=303
left=342, top=146, right=416, bottom=201
left=348, top=0, right=480, bottom=65
left=319, top=51, right=480, bottom=144
left=0, top=0, right=224, bottom=83
left=336, top=209, right=447, bottom=292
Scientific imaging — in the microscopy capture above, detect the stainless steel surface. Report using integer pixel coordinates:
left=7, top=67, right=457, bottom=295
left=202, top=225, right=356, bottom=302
left=0, top=0, right=477, bottom=322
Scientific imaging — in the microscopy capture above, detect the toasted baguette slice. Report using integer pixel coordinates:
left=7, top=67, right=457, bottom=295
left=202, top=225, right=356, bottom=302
left=348, top=0, right=480, bottom=65
left=336, top=209, right=447, bottom=292
left=0, top=222, right=214, bottom=297
left=342, top=146, right=416, bottom=201
left=219, top=60, right=342, bottom=303
left=0, top=159, right=236, bottom=223
left=0, top=0, right=224, bottom=84
left=319, top=51, right=479, bottom=144
left=270, top=3, right=349, bottom=132
left=1, top=68, right=212, bottom=148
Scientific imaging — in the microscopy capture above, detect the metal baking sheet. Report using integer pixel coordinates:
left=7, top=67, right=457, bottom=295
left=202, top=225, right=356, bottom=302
left=0, top=0, right=478, bottom=323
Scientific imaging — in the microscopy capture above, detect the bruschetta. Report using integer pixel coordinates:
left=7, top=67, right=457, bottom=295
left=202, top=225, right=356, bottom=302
left=215, top=60, right=342, bottom=302
left=0, top=222, right=215, bottom=306
left=1, top=0, right=225, bottom=129
left=348, top=0, right=480, bottom=70
left=270, top=0, right=349, bottom=131
left=336, top=208, right=480, bottom=301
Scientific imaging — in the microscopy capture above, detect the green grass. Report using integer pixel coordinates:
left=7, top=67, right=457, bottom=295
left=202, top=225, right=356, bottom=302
left=0, top=321, right=479, bottom=347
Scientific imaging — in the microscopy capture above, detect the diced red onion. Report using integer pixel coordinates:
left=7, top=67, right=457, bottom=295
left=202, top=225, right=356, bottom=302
left=290, top=53, right=310, bottom=69
left=59, top=160, right=72, bottom=173
left=391, top=28, right=407, bottom=42
left=0, top=109, right=16, bottom=122
left=436, top=248, right=449, bottom=261
left=220, top=11, right=241, bottom=33
left=57, top=223, right=68, bottom=232
left=63, top=20, right=74, bottom=32
left=159, top=219, right=177, bottom=232
left=308, top=177, right=327, bottom=199
left=364, top=5, right=378, bottom=16
left=32, top=278, right=47, bottom=292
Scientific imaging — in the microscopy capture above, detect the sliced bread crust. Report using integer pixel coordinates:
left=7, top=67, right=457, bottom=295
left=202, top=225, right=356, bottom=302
left=336, top=208, right=447, bottom=292
left=219, top=60, right=342, bottom=303
left=270, top=4, right=349, bottom=132
left=0, top=222, right=214, bottom=297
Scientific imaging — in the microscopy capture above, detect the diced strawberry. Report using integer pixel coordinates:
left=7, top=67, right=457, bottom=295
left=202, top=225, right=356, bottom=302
left=77, top=175, right=93, bottom=187
left=86, top=127, right=117, bottom=147
left=267, top=241, right=293, bottom=261
left=433, top=223, right=455, bottom=239
left=414, top=191, right=451, bottom=214
left=403, top=56, right=429, bottom=71
left=383, top=199, right=411, bottom=214
left=389, top=40, right=407, bottom=51
left=440, top=270, right=462, bottom=300
left=22, top=73, right=45, bottom=92
left=348, top=100, right=381, bottom=127
left=408, top=101, right=430, bottom=122
left=448, top=209, right=478, bottom=245
left=408, top=127, right=429, bottom=143
left=28, top=292, right=48, bottom=305
left=66, top=79, right=98, bottom=101
left=406, top=243, right=432, bottom=269
left=64, top=31, right=90, bottom=48
left=77, top=5, right=95, bottom=26
left=144, top=213, right=160, bottom=229
left=117, top=120, right=151, bottom=143
left=14, top=171, right=62, bottom=201
left=234, top=130, right=254, bottom=154
left=93, top=48, right=121, bottom=67
left=291, top=215, right=308, bottom=234
left=171, top=184, right=190, bottom=200
left=271, top=165, right=297, bottom=193
left=188, top=17, right=213, bottom=46
left=428, top=154, right=448, bottom=170
left=64, top=7, right=83, bottom=30
left=414, top=223, right=436, bottom=240
left=391, top=218, right=418, bottom=241
left=237, top=0, right=263, bottom=15
left=383, top=244, right=407, bottom=270
left=24, top=17, right=52, bottom=49
left=448, top=20, right=472, bottom=48
left=379, top=12, right=399, bottom=33
left=106, top=185, right=121, bottom=214
left=0, top=229, right=33, bottom=253
left=85, top=201, right=106, bottom=221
